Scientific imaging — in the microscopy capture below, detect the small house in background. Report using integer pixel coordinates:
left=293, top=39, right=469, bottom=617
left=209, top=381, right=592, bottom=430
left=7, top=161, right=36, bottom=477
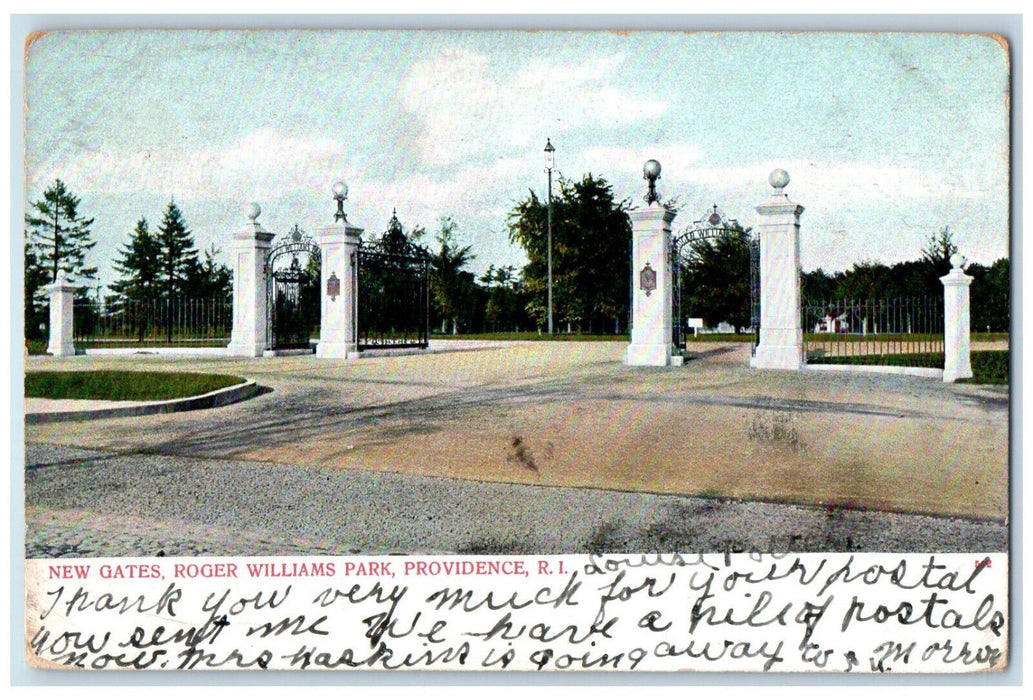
left=814, top=308, right=851, bottom=333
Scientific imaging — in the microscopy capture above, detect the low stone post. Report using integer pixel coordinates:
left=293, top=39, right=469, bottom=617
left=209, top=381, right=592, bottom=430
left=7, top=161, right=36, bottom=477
left=227, top=203, right=275, bottom=357
left=941, top=253, right=973, bottom=382
left=45, top=270, right=76, bottom=357
left=751, top=169, right=805, bottom=370
left=626, top=159, right=678, bottom=367
left=316, top=181, right=364, bottom=359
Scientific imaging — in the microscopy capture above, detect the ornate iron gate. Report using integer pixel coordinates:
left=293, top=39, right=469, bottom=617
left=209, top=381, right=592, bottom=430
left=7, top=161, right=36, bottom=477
left=266, top=224, right=320, bottom=351
left=749, top=233, right=761, bottom=351
left=354, top=245, right=430, bottom=351
left=671, top=204, right=753, bottom=348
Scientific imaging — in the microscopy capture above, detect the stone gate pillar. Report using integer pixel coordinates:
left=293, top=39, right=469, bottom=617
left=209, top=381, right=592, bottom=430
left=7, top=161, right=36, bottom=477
left=316, top=181, right=364, bottom=359
left=941, top=254, right=974, bottom=382
left=45, top=270, right=76, bottom=357
left=626, top=160, right=678, bottom=366
left=227, top=203, right=275, bottom=357
left=751, top=169, right=805, bottom=370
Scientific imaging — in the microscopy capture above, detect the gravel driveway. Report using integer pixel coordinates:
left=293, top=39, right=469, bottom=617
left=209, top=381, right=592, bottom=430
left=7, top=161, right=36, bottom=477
left=24, top=443, right=1006, bottom=557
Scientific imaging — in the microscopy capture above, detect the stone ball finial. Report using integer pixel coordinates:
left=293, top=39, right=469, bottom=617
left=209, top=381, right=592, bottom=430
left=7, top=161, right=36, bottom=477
left=950, top=252, right=965, bottom=270
left=246, top=202, right=261, bottom=221
left=769, top=168, right=790, bottom=190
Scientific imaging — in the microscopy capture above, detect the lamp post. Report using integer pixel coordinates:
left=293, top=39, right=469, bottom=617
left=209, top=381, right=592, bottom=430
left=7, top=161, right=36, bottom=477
left=544, top=138, right=555, bottom=335
left=332, top=181, right=349, bottom=223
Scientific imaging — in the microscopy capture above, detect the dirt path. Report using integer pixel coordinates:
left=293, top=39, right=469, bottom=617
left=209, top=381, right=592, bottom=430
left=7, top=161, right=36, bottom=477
left=24, top=342, right=1009, bottom=521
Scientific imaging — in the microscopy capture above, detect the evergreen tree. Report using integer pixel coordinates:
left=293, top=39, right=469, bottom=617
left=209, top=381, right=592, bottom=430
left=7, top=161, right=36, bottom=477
left=110, top=218, right=161, bottom=302
left=23, top=244, right=52, bottom=340
left=155, top=199, right=199, bottom=299
left=370, top=209, right=427, bottom=257
left=189, top=244, right=233, bottom=303
left=25, top=179, right=97, bottom=283
left=920, top=225, right=959, bottom=294
left=24, top=179, right=97, bottom=337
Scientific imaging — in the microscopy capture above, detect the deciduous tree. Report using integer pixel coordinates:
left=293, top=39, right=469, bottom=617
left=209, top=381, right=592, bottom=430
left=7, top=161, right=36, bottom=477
left=680, top=225, right=753, bottom=331
left=508, top=173, right=631, bottom=333
left=430, top=217, right=475, bottom=335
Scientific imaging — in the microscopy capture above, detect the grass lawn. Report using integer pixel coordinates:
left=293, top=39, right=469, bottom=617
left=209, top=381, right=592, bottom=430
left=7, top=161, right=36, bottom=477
left=963, top=350, right=1010, bottom=385
left=431, top=331, right=629, bottom=342
left=25, top=370, right=246, bottom=401
left=807, top=350, right=1008, bottom=384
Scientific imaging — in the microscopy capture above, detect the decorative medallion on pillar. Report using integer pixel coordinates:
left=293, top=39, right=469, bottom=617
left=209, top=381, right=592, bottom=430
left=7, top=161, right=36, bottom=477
left=639, top=262, right=657, bottom=296
left=327, top=272, right=340, bottom=301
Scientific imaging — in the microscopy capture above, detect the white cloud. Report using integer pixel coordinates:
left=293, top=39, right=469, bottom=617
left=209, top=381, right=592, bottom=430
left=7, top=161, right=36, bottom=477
left=28, top=128, right=359, bottom=203
left=397, top=47, right=668, bottom=167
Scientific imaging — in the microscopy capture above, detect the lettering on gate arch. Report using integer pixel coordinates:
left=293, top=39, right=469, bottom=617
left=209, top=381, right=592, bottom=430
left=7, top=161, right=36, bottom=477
left=640, top=262, right=657, bottom=297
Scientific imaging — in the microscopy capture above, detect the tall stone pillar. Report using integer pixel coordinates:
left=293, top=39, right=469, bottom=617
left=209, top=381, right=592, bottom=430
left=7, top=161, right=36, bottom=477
left=751, top=169, right=805, bottom=370
left=941, top=254, right=973, bottom=382
left=227, top=203, right=275, bottom=357
left=626, top=161, right=677, bottom=366
left=45, top=270, right=76, bottom=357
left=316, top=181, right=364, bottom=359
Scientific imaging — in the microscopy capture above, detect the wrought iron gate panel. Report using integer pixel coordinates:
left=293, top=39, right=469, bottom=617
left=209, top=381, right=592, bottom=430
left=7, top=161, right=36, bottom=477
left=670, top=241, right=682, bottom=349
left=271, top=257, right=314, bottom=349
left=356, top=247, right=430, bottom=351
left=749, top=233, right=761, bottom=349
left=266, top=224, right=320, bottom=351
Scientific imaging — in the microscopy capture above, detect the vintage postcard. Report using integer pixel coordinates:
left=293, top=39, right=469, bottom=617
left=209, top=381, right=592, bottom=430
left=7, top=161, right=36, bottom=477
left=17, top=24, right=1011, bottom=675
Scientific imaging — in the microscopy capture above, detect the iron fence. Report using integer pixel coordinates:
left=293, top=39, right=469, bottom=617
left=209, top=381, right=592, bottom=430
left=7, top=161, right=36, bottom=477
left=802, top=297, right=944, bottom=364
left=73, top=297, right=233, bottom=347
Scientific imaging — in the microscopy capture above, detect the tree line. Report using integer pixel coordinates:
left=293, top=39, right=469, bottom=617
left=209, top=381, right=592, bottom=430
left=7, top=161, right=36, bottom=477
left=24, top=180, right=232, bottom=340
left=24, top=177, right=1011, bottom=341
left=799, top=227, right=1009, bottom=332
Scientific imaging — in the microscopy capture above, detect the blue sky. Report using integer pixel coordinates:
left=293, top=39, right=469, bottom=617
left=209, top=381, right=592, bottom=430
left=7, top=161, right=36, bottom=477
left=23, top=29, right=1010, bottom=289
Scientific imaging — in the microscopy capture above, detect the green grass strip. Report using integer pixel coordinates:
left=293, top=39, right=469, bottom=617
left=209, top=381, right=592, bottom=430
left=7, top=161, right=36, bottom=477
left=807, top=351, right=945, bottom=368
left=25, top=371, right=246, bottom=401
left=964, top=351, right=1009, bottom=385
left=430, top=332, right=629, bottom=342
left=807, top=350, right=1008, bottom=385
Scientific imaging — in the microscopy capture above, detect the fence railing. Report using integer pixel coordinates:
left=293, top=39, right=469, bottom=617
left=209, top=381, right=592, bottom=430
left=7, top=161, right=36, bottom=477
left=73, top=297, right=233, bottom=347
left=803, top=297, right=944, bottom=365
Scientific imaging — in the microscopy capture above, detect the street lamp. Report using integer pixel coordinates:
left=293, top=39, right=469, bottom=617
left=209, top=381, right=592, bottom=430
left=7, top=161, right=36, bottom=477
left=332, top=181, right=349, bottom=222
left=544, top=138, right=555, bottom=335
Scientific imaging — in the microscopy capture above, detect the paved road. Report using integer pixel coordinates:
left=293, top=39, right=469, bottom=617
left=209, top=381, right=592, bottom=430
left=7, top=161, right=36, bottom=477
left=25, top=443, right=1006, bottom=557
